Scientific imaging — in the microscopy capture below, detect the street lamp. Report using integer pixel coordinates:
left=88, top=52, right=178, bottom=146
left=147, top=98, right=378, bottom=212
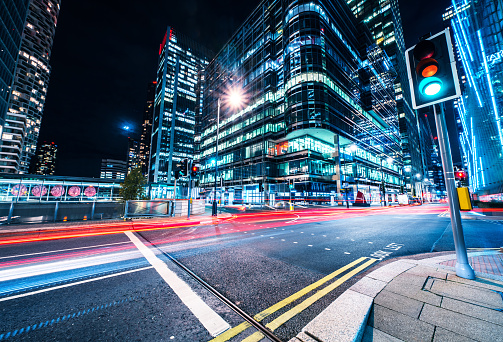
left=212, top=88, right=245, bottom=216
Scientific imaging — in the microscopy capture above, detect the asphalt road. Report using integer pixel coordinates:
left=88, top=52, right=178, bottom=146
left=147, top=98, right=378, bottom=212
left=0, top=204, right=501, bottom=341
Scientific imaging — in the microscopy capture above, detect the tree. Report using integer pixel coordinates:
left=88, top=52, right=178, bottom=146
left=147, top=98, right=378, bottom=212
left=119, top=167, right=147, bottom=201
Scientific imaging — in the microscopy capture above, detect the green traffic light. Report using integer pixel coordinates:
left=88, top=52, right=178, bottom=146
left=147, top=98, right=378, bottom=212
left=419, top=77, right=442, bottom=96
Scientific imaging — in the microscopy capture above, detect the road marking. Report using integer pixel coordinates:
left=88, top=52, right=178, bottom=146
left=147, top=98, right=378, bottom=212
left=0, top=267, right=153, bottom=302
left=242, top=258, right=377, bottom=341
left=210, top=257, right=371, bottom=342
left=125, top=231, right=230, bottom=337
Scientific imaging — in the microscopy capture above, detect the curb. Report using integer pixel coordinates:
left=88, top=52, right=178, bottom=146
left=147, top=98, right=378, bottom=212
left=290, top=251, right=503, bottom=342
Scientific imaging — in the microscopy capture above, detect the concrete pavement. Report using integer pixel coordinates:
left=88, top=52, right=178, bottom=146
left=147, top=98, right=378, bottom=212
left=290, top=250, right=503, bottom=342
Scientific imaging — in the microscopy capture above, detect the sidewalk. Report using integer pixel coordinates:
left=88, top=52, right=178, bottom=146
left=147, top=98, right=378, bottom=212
left=290, top=251, right=503, bottom=342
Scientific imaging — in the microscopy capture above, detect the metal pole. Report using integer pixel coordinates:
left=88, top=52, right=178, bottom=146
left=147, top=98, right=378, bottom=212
left=188, top=169, right=192, bottom=219
left=212, top=98, right=220, bottom=216
left=433, top=104, right=475, bottom=279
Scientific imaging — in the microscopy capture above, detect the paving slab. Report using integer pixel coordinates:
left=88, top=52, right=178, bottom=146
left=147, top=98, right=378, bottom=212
left=385, top=273, right=442, bottom=306
left=420, top=303, right=503, bottom=341
left=287, top=332, right=318, bottom=342
left=366, top=260, right=416, bottom=283
left=374, top=289, right=424, bottom=319
left=446, top=273, right=503, bottom=291
left=441, top=297, right=503, bottom=326
left=428, top=278, right=503, bottom=309
left=349, top=275, right=387, bottom=298
left=301, top=290, right=372, bottom=342
left=405, top=265, right=448, bottom=280
left=361, top=326, right=403, bottom=342
left=368, top=304, right=434, bottom=342
left=433, top=327, right=477, bottom=342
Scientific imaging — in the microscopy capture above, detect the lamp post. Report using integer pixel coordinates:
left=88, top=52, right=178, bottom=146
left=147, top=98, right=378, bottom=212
left=212, top=98, right=221, bottom=216
left=211, top=87, right=245, bottom=216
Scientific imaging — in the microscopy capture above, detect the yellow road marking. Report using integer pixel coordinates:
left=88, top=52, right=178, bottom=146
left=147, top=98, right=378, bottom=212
left=242, top=258, right=377, bottom=342
left=209, top=257, right=371, bottom=342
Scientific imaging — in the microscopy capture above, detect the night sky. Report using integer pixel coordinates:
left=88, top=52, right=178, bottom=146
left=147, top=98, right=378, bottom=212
left=40, top=0, right=453, bottom=178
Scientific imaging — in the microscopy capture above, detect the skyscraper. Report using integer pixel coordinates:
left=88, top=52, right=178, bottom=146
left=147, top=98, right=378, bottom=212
left=444, top=0, right=503, bottom=198
left=32, top=141, right=57, bottom=175
left=149, top=27, right=213, bottom=184
left=127, top=137, right=140, bottom=173
left=199, top=0, right=402, bottom=205
left=0, top=1, right=30, bottom=173
left=138, top=81, right=156, bottom=175
left=0, top=0, right=61, bottom=174
left=347, top=0, right=424, bottom=195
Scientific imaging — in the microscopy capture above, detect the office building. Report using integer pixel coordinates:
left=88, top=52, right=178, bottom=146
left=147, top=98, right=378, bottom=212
left=347, top=0, right=424, bottom=195
left=149, top=27, right=213, bottom=187
left=444, top=0, right=503, bottom=198
left=100, top=159, right=127, bottom=180
left=0, top=0, right=30, bottom=135
left=0, top=0, right=30, bottom=173
left=0, top=0, right=61, bottom=174
left=199, top=0, right=402, bottom=205
left=32, top=140, right=57, bottom=175
left=138, top=81, right=156, bottom=175
left=127, top=137, right=140, bottom=172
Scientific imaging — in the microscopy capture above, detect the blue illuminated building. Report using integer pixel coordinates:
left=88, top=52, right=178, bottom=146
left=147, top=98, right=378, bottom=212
left=200, top=0, right=402, bottom=205
left=0, top=0, right=29, bottom=150
left=347, top=0, right=424, bottom=196
left=444, top=1, right=503, bottom=198
left=149, top=27, right=212, bottom=189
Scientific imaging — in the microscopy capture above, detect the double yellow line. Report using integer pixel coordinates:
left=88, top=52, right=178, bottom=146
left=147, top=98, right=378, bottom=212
left=209, top=257, right=376, bottom=342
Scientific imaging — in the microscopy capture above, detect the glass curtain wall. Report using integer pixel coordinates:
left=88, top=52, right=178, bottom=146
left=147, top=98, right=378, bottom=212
left=200, top=0, right=401, bottom=205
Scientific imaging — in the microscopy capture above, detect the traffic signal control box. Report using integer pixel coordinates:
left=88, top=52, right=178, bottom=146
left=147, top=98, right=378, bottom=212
left=405, top=28, right=461, bottom=109
left=457, top=187, right=472, bottom=211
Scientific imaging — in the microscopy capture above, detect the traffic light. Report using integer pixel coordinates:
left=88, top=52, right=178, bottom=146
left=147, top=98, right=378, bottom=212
left=179, top=159, right=189, bottom=177
left=405, top=28, right=461, bottom=109
left=288, top=179, right=294, bottom=189
left=258, top=182, right=264, bottom=192
left=191, top=164, right=199, bottom=177
left=455, top=170, right=467, bottom=182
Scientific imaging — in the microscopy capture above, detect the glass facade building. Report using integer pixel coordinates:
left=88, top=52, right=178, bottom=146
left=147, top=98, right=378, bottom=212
left=0, top=0, right=30, bottom=137
left=0, top=0, right=30, bottom=174
left=32, top=140, right=57, bottom=175
left=149, top=27, right=212, bottom=185
left=199, top=0, right=402, bottom=205
left=139, top=81, right=156, bottom=175
left=0, top=0, right=61, bottom=174
left=347, top=0, right=424, bottom=195
left=444, top=0, right=503, bottom=197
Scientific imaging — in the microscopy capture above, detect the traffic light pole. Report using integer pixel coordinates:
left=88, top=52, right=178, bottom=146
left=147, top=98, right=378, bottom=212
left=434, top=104, right=475, bottom=280
left=212, top=99, right=220, bottom=217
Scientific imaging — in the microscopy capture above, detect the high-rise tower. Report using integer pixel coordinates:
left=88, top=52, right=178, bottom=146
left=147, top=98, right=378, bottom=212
left=138, top=81, right=156, bottom=175
left=0, top=0, right=61, bottom=174
left=444, top=0, right=503, bottom=197
left=0, top=0, right=30, bottom=172
left=149, top=27, right=212, bottom=184
left=347, top=0, right=424, bottom=195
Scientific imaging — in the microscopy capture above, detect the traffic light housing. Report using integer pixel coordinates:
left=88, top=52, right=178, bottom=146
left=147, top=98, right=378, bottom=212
left=455, top=170, right=467, bottom=182
left=405, top=28, right=461, bottom=109
left=179, top=159, right=189, bottom=177
left=191, top=164, right=199, bottom=177
left=288, top=179, right=294, bottom=189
